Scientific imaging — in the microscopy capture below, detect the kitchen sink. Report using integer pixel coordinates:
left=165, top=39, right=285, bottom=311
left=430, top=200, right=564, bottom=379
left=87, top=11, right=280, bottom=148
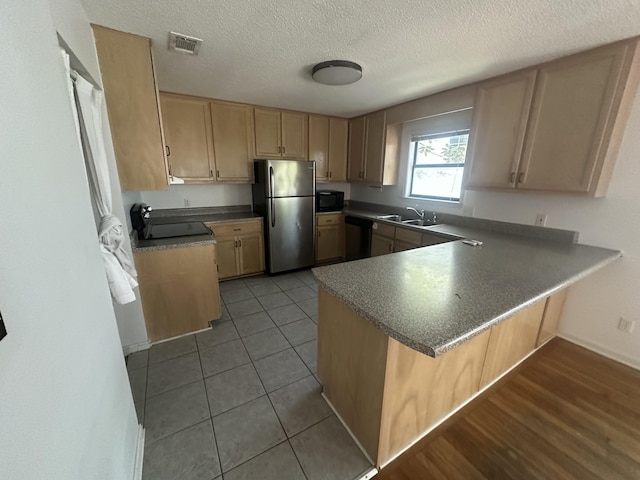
left=376, top=214, right=402, bottom=222
left=401, top=219, right=425, bottom=226
left=376, top=214, right=438, bottom=227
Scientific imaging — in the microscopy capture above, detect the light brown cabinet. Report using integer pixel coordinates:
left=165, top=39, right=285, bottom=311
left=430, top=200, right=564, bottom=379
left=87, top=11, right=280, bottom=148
left=316, top=214, right=343, bottom=262
left=465, top=38, right=640, bottom=196
left=207, top=220, right=265, bottom=279
left=93, top=26, right=168, bottom=191
left=348, top=111, right=401, bottom=185
left=210, top=101, right=254, bottom=182
left=371, top=222, right=396, bottom=257
left=310, top=116, right=349, bottom=182
left=160, top=93, right=215, bottom=181
left=254, top=108, right=307, bottom=159
left=134, top=244, right=222, bottom=342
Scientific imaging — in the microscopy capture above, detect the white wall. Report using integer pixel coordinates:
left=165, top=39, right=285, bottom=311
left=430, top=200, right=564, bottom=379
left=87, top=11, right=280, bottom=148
left=352, top=92, right=640, bottom=369
left=138, top=181, right=350, bottom=210
left=0, top=1, right=139, bottom=478
left=52, top=0, right=148, bottom=352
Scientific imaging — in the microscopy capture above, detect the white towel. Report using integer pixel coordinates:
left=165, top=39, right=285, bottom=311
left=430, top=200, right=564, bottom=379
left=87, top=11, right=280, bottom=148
left=98, top=214, right=138, bottom=304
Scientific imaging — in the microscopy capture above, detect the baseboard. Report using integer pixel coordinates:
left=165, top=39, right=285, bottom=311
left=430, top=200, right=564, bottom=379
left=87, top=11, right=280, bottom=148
left=132, top=424, right=145, bottom=480
left=122, top=341, right=151, bottom=356
left=557, top=333, right=640, bottom=371
left=320, top=392, right=378, bottom=480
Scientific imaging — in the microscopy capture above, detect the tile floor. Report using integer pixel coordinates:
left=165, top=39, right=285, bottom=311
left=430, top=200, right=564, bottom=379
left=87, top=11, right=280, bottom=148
left=127, top=270, right=372, bottom=480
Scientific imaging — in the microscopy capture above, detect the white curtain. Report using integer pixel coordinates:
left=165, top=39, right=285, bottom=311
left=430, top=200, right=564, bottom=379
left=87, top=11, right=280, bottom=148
left=61, top=50, right=138, bottom=304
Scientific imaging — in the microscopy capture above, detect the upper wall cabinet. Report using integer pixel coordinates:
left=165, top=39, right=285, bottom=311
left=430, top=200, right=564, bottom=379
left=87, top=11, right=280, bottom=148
left=348, top=111, right=401, bottom=185
left=210, top=101, right=254, bottom=182
left=465, top=38, right=640, bottom=196
left=92, top=25, right=168, bottom=191
left=160, top=93, right=215, bottom=182
left=309, top=115, right=349, bottom=182
left=254, top=108, right=307, bottom=160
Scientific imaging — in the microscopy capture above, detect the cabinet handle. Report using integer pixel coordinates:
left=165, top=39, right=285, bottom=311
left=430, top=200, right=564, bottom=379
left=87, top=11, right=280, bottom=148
left=328, top=171, right=332, bottom=178
left=238, top=239, right=242, bottom=247
left=233, top=228, right=241, bottom=231
left=278, top=146, right=282, bottom=154
left=210, top=169, right=214, bottom=177
left=168, top=164, right=173, bottom=176
left=282, top=146, right=286, bottom=154
left=216, top=170, right=220, bottom=178
left=510, top=172, right=515, bottom=183
left=518, top=172, right=524, bottom=184
left=318, top=231, right=321, bottom=237
left=165, top=145, right=171, bottom=157
left=388, top=243, right=393, bottom=252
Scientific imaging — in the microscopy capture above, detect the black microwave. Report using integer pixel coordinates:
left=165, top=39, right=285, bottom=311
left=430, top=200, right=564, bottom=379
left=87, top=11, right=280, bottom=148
left=316, top=190, right=344, bottom=212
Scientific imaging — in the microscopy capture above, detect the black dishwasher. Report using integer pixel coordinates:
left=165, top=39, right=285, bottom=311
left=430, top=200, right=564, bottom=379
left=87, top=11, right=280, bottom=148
left=344, top=216, right=373, bottom=261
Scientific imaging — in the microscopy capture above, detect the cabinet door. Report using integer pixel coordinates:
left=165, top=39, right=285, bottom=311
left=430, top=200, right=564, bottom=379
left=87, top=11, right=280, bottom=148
left=371, top=233, right=394, bottom=257
left=215, top=237, right=239, bottom=279
left=465, top=71, right=537, bottom=189
left=93, top=26, right=168, bottom=191
left=348, top=116, right=366, bottom=182
left=393, top=240, right=418, bottom=253
left=316, top=225, right=341, bottom=262
left=210, top=101, right=254, bottom=182
left=364, top=110, right=387, bottom=184
left=281, top=112, right=308, bottom=159
left=239, top=232, right=265, bottom=275
left=519, top=43, right=631, bottom=193
left=160, top=94, right=214, bottom=180
left=309, top=115, right=330, bottom=181
left=254, top=108, right=282, bottom=157
left=328, top=118, right=349, bottom=182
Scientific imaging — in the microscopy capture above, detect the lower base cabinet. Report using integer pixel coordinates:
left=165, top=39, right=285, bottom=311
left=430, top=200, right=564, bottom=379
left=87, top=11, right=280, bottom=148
left=207, top=219, right=265, bottom=280
left=316, top=213, right=343, bottom=262
left=135, top=244, right=222, bottom=342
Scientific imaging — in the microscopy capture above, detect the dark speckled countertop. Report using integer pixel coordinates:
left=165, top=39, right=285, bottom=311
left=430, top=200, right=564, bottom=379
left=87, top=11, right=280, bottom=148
left=312, top=222, right=621, bottom=357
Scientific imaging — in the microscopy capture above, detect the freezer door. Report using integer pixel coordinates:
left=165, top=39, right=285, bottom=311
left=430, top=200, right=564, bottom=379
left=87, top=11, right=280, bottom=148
left=264, top=159, right=315, bottom=197
left=266, top=196, right=315, bottom=273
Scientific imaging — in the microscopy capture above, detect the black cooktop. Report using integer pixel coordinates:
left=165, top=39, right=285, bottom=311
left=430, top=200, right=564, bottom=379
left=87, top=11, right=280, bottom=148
left=145, top=222, right=211, bottom=240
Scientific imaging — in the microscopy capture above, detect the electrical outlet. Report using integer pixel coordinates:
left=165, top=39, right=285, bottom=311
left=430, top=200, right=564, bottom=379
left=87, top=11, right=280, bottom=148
left=184, top=198, right=191, bottom=207
left=618, top=317, right=635, bottom=333
left=535, top=213, right=547, bottom=227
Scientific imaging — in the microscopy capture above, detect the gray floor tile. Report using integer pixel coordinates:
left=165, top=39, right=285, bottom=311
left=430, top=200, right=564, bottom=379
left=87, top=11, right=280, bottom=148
left=248, top=280, right=281, bottom=297
left=309, top=314, right=318, bottom=324
left=128, top=367, right=147, bottom=405
left=213, top=396, right=286, bottom=472
left=233, top=311, right=276, bottom=337
left=273, top=275, right=305, bottom=291
left=196, top=320, right=239, bottom=351
left=279, top=318, right=317, bottom=347
left=269, top=376, right=332, bottom=437
left=145, top=381, right=210, bottom=445
left=256, top=292, right=294, bottom=310
left=149, top=335, right=198, bottom=365
left=254, top=349, right=310, bottom=393
left=127, top=350, right=149, bottom=371
left=221, top=286, right=254, bottom=305
left=146, top=352, right=203, bottom=397
left=223, top=442, right=305, bottom=480
left=219, top=304, right=231, bottom=322
left=242, top=275, right=271, bottom=287
left=294, top=340, right=317, bottom=373
left=290, top=416, right=372, bottom=480
left=205, top=363, right=265, bottom=417
left=284, top=286, right=316, bottom=303
left=219, top=278, right=247, bottom=293
left=242, top=328, right=291, bottom=361
left=200, top=339, right=251, bottom=377
left=294, top=270, right=316, bottom=286
left=308, top=282, right=319, bottom=292
left=143, top=420, right=220, bottom=480
left=266, top=303, right=308, bottom=326
left=226, top=298, right=264, bottom=319
left=297, top=297, right=318, bottom=317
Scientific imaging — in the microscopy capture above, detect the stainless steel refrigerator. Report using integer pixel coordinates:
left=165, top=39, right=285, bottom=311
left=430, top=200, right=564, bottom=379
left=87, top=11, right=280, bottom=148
left=252, top=159, right=316, bottom=274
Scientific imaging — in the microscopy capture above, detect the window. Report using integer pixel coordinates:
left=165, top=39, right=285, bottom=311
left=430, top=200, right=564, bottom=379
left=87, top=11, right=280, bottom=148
left=408, top=130, right=469, bottom=202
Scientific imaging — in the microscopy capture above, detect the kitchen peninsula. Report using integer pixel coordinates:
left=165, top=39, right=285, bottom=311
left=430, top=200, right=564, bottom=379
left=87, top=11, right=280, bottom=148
left=312, top=223, right=621, bottom=468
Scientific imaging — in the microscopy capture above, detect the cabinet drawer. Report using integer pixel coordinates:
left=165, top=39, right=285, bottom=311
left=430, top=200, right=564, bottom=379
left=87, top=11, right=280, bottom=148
left=394, top=227, right=422, bottom=245
left=316, top=214, right=342, bottom=226
left=207, top=220, right=262, bottom=238
left=372, top=222, right=395, bottom=238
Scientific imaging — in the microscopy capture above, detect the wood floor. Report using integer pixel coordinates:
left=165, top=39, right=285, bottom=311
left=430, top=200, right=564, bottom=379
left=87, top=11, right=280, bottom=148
left=375, top=338, right=640, bottom=480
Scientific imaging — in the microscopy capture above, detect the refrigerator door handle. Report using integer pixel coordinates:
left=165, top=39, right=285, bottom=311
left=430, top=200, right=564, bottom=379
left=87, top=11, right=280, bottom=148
left=269, top=166, right=275, bottom=198
left=271, top=199, right=276, bottom=228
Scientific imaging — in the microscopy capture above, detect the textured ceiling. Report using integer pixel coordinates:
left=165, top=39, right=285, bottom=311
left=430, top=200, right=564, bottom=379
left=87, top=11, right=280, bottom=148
left=80, top=0, right=640, bottom=117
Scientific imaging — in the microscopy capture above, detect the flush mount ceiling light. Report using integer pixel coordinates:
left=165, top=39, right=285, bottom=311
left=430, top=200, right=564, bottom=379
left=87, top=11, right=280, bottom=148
left=312, top=60, right=362, bottom=85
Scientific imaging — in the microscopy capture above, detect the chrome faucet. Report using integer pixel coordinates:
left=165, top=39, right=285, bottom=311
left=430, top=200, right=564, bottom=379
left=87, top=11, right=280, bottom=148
left=406, top=206, right=425, bottom=220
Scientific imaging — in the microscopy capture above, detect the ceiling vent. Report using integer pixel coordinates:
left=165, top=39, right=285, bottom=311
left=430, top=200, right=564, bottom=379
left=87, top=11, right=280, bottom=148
left=168, top=32, right=202, bottom=55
